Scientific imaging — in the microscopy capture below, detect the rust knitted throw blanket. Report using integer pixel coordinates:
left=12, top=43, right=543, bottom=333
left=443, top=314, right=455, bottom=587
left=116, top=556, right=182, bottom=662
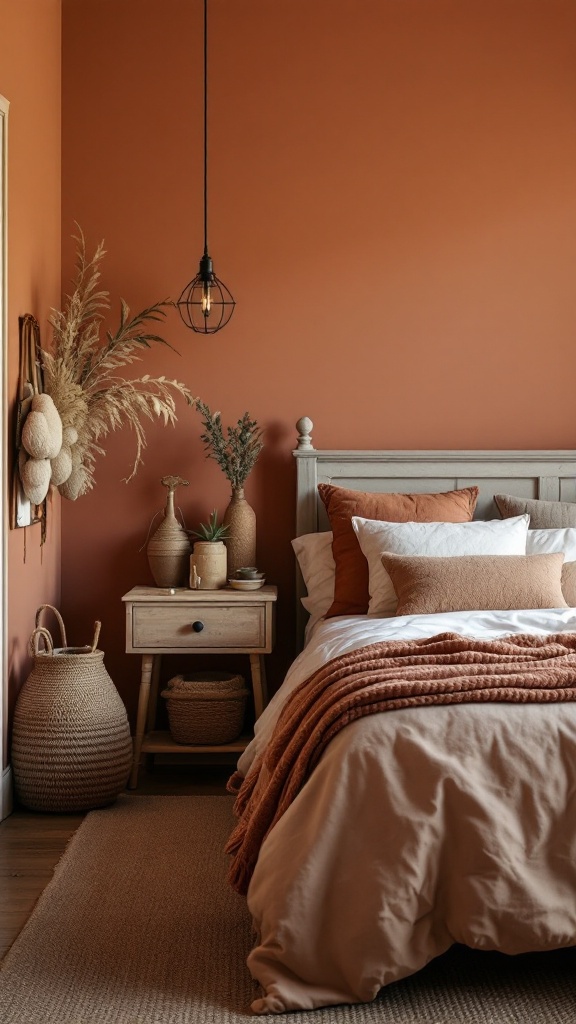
left=225, top=631, right=576, bottom=895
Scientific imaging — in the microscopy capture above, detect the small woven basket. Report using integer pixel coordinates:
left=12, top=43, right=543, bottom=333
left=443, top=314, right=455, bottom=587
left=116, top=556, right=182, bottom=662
left=161, top=672, right=248, bottom=745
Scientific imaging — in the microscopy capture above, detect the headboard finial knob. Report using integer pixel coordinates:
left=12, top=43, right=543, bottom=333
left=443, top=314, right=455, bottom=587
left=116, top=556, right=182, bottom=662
left=296, top=417, right=314, bottom=450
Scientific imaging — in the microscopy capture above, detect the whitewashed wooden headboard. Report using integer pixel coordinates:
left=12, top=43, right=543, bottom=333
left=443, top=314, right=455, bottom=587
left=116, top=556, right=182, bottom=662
left=292, top=416, right=576, bottom=647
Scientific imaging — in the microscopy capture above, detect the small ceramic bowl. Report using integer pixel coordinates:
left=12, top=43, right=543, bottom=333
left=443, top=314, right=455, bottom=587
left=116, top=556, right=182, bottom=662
left=228, top=577, right=266, bottom=591
left=236, top=567, right=261, bottom=579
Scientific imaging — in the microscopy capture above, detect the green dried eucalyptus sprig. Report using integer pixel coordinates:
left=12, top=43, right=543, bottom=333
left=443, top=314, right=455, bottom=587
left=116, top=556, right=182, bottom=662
left=196, top=400, right=264, bottom=489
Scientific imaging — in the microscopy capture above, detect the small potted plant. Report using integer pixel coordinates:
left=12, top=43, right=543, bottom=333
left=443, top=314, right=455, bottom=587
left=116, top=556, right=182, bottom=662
left=189, top=510, right=229, bottom=590
left=196, top=401, right=264, bottom=576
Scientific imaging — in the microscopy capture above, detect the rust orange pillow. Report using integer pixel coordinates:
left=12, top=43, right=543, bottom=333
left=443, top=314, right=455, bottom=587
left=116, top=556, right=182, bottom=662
left=318, top=483, right=479, bottom=617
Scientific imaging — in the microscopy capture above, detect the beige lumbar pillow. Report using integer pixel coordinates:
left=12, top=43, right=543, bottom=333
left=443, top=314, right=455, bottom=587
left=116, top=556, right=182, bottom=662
left=562, top=562, right=576, bottom=607
left=380, top=552, right=568, bottom=616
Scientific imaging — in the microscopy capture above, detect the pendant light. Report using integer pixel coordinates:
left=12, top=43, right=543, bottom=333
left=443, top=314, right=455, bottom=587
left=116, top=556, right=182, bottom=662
left=176, top=0, right=235, bottom=334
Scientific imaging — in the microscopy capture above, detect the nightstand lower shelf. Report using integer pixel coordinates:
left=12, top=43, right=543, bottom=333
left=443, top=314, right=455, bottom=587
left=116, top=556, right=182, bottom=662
left=142, top=729, right=251, bottom=755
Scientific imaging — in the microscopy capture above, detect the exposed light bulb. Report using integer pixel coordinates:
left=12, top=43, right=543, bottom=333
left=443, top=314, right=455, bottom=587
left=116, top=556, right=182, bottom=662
left=201, top=283, right=212, bottom=316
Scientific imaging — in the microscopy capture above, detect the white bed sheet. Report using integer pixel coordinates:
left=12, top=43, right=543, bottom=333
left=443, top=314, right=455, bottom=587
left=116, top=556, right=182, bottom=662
left=235, top=609, right=576, bottom=1013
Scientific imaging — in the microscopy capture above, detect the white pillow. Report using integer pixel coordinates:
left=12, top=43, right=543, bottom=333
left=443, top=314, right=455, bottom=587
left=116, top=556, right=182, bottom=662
left=291, top=532, right=335, bottom=628
left=526, top=527, right=576, bottom=563
left=351, top=514, right=530, bottom=616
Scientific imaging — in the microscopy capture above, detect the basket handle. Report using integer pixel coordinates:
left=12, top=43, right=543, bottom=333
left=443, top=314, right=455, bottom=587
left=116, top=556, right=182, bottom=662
left=29, top=627, right=54, bottom=657
left=35, top=605, right=67, bottom=648
left=90, top=621, right=101, bottom=652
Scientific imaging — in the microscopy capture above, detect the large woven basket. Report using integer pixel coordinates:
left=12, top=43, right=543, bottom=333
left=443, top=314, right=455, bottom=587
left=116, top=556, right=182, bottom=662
left=161, top=672, right=248, bottom=745
left=11, top=605, right=133, bottom=813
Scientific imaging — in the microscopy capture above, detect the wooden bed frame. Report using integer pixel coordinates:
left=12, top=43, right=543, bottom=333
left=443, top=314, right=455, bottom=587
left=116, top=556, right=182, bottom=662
left=292, top=416, right=576, bottom=646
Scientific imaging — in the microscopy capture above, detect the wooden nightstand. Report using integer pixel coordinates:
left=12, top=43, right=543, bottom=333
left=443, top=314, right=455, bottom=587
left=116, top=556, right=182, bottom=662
left=122, top=585, right=277, bottom=788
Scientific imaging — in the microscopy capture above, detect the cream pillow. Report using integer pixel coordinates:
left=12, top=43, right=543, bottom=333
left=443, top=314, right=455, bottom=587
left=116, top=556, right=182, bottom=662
left=526, top=527, right=576, bottom=562
left=351, top=514, right=530, bottom=616
left=291, top=532, right=335, bottom=626
left=381, top=552, right=568, bottom=617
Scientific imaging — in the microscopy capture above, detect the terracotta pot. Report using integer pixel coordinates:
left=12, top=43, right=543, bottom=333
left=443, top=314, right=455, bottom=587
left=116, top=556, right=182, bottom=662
left=190, top=540, right=228, bottom=589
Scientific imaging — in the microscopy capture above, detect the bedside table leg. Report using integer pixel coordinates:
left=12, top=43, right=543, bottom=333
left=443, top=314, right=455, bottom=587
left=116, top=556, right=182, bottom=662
left=147, top=654, right=162, bottom=732
left=129, top=653, right=155, bottom=789
left=250, top=654, right=268, bottom=720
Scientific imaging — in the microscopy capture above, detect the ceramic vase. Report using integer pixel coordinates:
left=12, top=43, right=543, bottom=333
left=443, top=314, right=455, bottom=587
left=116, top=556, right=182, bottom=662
left=223, top=487, right=256, bottom=577
left=190, top=540, right=228, bottom=590
left=147, top=482, right=191, bottom=587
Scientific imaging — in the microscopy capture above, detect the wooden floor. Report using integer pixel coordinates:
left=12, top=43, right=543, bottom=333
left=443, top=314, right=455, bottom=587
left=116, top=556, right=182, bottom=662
left=0, top=763, right=232, bottom=960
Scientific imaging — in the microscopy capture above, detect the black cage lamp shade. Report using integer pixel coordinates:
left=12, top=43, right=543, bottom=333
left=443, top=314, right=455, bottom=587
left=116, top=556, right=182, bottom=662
left=176, top=0, right=235, bottom=335
left=177, top=252, right=235, bottom=334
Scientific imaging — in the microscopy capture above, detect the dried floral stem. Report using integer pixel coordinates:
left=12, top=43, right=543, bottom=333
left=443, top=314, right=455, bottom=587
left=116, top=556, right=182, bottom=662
left=41, top=226, right=196, bottom=497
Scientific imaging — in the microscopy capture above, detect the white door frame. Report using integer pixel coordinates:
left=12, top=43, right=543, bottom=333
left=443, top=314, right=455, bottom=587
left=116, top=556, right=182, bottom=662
left=0, top=95, right=10, bottom=819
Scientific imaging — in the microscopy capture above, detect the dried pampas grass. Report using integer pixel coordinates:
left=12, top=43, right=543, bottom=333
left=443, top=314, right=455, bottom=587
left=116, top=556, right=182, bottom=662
left=41, top=226, right=196, bottom=498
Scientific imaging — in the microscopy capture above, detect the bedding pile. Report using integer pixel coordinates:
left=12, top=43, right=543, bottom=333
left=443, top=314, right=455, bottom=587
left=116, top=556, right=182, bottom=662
left=232, top=610, right=576, bottom=1013
left=227, top=629, right=576, bottom=896
left=230, top=482, right=576, bottom=1014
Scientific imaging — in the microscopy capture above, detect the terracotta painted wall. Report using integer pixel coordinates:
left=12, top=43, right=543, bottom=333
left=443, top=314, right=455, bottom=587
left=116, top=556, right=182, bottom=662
left=0, top=0, right=62, bottom=744
left=60, top=0, right=576, bottom=720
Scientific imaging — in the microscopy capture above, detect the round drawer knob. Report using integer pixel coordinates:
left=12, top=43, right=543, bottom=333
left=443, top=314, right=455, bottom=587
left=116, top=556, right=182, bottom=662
left=192, top=620, right=204, bottom=633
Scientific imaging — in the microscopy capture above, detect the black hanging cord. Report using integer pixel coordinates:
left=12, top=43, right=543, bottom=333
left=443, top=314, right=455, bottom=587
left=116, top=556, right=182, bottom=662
left=176, top=0, right=235, bottom=332
left=203, top=0, right=208, bottom=257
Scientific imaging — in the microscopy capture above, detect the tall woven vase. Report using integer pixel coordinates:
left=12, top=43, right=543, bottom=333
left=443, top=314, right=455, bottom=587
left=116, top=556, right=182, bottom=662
left=11, top=605, right=133, bottom=813
left=147, top=476, right=191, bottom=588
left=223, top=486, right=256, bottom=577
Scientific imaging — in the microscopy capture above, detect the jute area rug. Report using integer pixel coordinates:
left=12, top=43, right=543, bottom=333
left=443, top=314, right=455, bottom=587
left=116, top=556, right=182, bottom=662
left=0, top=795, right=575, bottom=1024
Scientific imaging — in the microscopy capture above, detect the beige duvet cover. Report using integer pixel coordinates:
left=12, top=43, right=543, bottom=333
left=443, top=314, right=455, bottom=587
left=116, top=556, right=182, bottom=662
left=234, top=610, right=576, bottom=1013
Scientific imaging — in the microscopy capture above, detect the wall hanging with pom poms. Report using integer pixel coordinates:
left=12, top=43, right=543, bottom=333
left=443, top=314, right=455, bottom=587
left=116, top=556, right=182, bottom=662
left=11, top=313, right=48, bottom=546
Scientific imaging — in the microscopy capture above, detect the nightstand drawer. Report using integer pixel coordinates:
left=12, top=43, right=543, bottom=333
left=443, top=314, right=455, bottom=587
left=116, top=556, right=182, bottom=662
left=131, top=602, right=265, bottom=649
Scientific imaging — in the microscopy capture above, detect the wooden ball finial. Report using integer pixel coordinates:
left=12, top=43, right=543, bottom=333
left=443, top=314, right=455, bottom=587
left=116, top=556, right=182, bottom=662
left=295, top=417, right=314, bottom=450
